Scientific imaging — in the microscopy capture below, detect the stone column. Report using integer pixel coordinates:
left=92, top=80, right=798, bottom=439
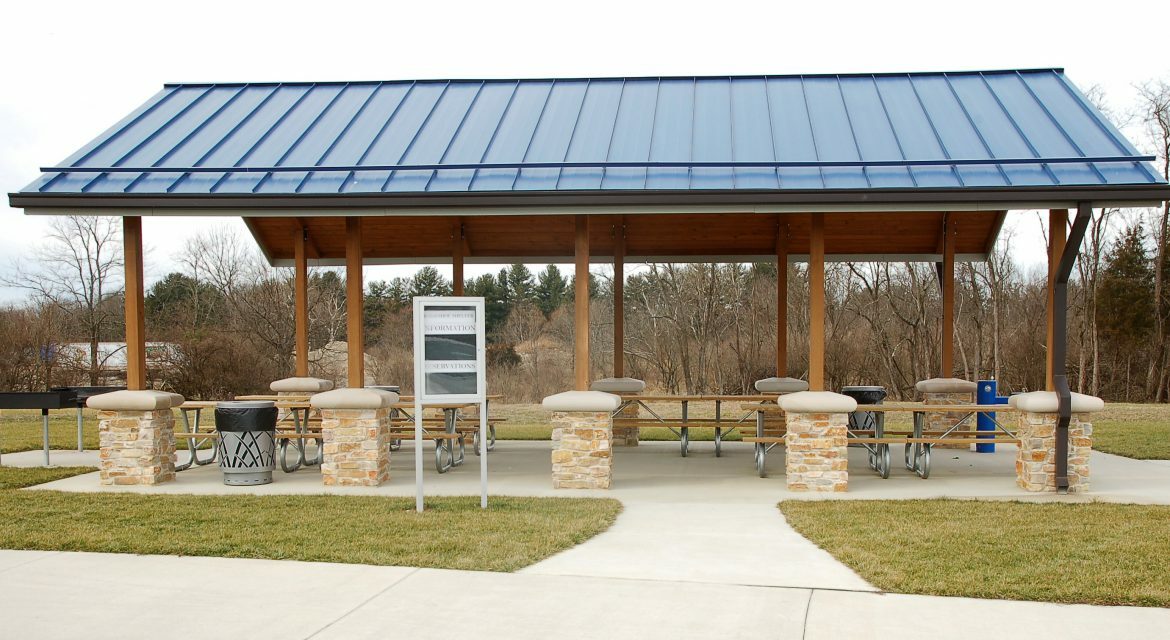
left=87, top=390, right=182, bottom=486
left=311, top=388, right=397, bottom=487
left=543, top=390, right=622, bottom=489
left=779, top=391, right=856, bottom=492
left=591, top=378, right=646, bottom=446
left=1011, top=391, right=1103, bottom=493
left=917, top=378, right=977, bottom=449
left=612, top=402, right=640, bottom=447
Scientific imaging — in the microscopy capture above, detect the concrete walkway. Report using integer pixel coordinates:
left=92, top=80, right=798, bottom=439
left=0, top=550, right=1165, bottom=640
left=523, top=500, right=873, bottom=590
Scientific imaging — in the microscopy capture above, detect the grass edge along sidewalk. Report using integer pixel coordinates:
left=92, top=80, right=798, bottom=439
left=0, top=467, right=621, bottom=572
left=780, top=498, right=1170, bottom=608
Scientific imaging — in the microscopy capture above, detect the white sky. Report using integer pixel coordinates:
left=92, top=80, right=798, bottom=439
left=2, top=0, right=1168, bottom=301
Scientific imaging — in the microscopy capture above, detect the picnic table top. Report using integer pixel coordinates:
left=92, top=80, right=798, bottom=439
left=180, top=400, right=479, bottom=411
left=739, top=401, right=1018, bottom=412
left=620, top=394, right=780, bottom=402
left=234, top=394, right=503, bottom=402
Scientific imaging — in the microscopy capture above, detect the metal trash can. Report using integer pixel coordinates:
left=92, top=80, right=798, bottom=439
left=215, top=400, right=277, bottom=486
left=841, top=386, right=887, bottom=432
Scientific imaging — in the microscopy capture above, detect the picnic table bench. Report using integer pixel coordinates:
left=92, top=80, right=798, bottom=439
left=740, top=402, right=1020, bottom=478
left=615, top=394, right=780, bottom=457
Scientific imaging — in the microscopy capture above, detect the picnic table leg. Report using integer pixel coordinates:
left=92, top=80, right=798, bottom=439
left=193, top=409, right=217, bottom=466
left=175, top=409, right=194, bottom=472
left=42, top=409, right=50, bottom=466
left=755, top=409, right=767, bottom=478
left=448, top=408, right=465, bottom=467
left=76, top=407, right=84, bottom=452
left=714, top=400, right=722, bottom=458
left=680, top=401, right=689, bottom=457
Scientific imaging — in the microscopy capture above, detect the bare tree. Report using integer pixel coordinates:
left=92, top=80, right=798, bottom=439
left=1136, top=81, right=1170, bottom=401
left=3, top=216, right=123, bottom=384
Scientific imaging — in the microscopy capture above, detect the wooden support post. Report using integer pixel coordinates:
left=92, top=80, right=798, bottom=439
left=808, top=213, right=825, bottom=391
left=294, top=225, right=309, bottom=377
left=941, top=215, right=955, bottom=378
left=345, top=217, right=364, bottom=388
left=452, top=218, right=465, bottom=296
left=574, top=215, right=590, bottom=391
left=123, top=216, right=147, bottom=391
left=1046, top=209, right=1068, bottom=391
left=776, top=218, right=789, bottom=377
left=614, top=216, right=625, bottom=378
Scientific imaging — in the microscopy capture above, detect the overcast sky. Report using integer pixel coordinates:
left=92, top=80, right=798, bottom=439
left=2, top=0, right=1168, bottom=302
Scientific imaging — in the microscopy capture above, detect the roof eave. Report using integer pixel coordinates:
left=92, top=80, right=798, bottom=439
left=10, top=184, right=1170, bottom=213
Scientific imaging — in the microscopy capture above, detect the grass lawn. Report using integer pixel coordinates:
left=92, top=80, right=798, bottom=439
left=1091, top=403, right=1170, bottom=460
left=780, top=499, right=1170, bottom=607
left=0, top=466, right=99, bottom=490
left=0, top=409, right=99, bottom=453
left=0, top=467, right=621, bottom=572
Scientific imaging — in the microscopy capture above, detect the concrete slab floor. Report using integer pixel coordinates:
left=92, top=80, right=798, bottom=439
left=22, top=440, right=1170, bottom=506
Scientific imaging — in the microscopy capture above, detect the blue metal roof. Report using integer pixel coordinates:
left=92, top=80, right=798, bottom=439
left=13, top=69, right=1168, bottom=202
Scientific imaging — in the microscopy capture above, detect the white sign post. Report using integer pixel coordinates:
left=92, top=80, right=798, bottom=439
left=412, top=297, right=488, bottom=513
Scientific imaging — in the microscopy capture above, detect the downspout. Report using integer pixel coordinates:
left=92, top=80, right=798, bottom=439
left=1052, top=202, right=1092, bottom=492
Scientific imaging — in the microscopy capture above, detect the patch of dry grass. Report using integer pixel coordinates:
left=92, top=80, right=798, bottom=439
left=1091, top=403, right=1170, bottom=460
left=0, top=409, right=99, bottom=453
left=0, top=466, right=96, bottom=490
left=780, top=499, right=1170, bottom=607
left=0, top=463, right=621, bottom=571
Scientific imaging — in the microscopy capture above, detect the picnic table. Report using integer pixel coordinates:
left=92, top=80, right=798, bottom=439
left=740, top=402, right=1020, bottom=479
left=615, top=394, right=780, bottom=457
left=177, top=400, right=318, bottom=473
left=181, top=399, right=504, bottom=475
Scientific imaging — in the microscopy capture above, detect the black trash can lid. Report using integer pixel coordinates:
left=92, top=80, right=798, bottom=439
left=216, top=400, right=275, bottom=408
left=841, top=386, right=887, bottom=404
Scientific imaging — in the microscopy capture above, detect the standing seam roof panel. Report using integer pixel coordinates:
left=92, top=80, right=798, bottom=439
left=20, top=70, right=1165, bottom=199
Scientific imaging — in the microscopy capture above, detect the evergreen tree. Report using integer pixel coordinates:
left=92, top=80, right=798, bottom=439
left=567, top=271, right=600, bottom=301
left=505, top=263, right=536, bottom=304
left=1097, top=222, right=1155, bottom=350
left=465, top=273, right=509, bottom=339
left=534, top=264, right=569, bottom=315
left=409, top=266, right=451, bottom=298
left=146, top=272, right=224, bottom=330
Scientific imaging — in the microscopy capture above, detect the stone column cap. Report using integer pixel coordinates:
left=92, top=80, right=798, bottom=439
left=271, top=377, right=335, bottom=393
left=590, top=377, right=646, bottom=393
left=778, top=391, right=858, bottom=413
left=86, top=390, right=184, bottom=411
left=1009, top=391, right=1105, bottom=414
left=311, top=388, right=398, bottom=410
left=543, top=390, right=622, bottom=412
left=915, top=377, right=977, bottom=393
left=754, top=377, right=810, bottom=394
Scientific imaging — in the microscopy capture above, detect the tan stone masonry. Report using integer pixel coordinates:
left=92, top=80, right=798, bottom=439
left=784, top=412, right=848, bottom=492
left=98, top=409, right=176, bottom=486
left=924, top=390, right=974, bottom=449
left=1016, top=411, right=1092, bottom=492
left=319, top=408, right=391, bottom=487
left=612, top=401, right=640, bottom=446
left=551, top=411, right=613, bottom=489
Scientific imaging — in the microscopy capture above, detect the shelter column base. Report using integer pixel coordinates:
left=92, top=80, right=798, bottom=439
left=918, top=378, right=978, bottom=450
left=551, top=411, right=613, bottom=489
left=784, top=411, right=849, bottom=492
left=318, top=408, right=391, bottom=486
left=613, top=402, right=640, bottom=446
left=97, top=409, right=176, bottom=486
left=1016, top=411, right=1092, bottom=493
